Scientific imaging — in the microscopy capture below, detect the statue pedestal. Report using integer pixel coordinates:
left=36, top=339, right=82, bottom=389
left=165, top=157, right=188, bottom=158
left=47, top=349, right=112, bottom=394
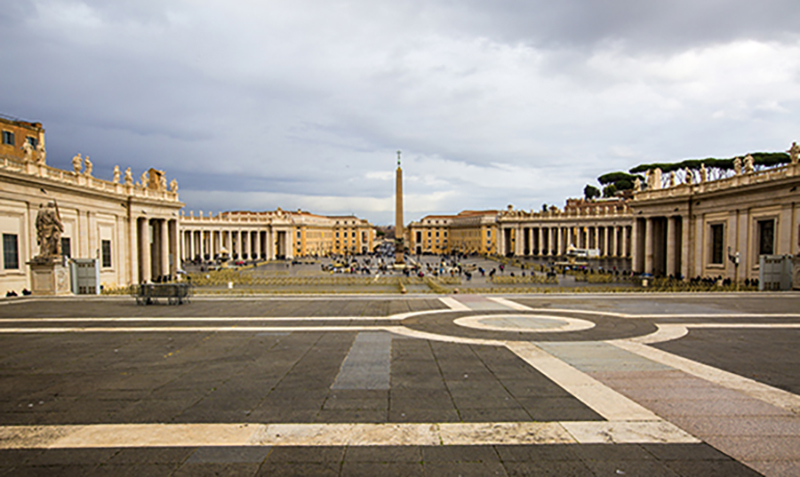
left=28, top=259, right=71, bottom=296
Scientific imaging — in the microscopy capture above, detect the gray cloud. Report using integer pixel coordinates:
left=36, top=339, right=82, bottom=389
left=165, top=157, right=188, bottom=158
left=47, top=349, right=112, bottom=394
left=1, top=1, right=799, bottom=224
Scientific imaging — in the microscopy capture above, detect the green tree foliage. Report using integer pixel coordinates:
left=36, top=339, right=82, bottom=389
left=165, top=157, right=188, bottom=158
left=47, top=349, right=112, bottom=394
left=628, top=152, right=789, bottom=175
left=597, top=171, right=644, bottom=185
left=602, top=183, right=617, bottom=198
left=584, top=184, right=600, bottom=200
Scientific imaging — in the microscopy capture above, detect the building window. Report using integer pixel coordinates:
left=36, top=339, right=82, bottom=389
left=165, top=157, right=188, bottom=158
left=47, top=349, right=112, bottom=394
left=3, top=234, right=19, bottom=269
left=2, top=131, right=14, bottom=146
left=427, top=231, right=431, bottom=237
left=710, top=224, right=724, bottom=264
left=101, top=240, right=112, bottom=268
left=61, top=237, right=71, bottom=259
left=758, top=219, right=775, bottom=255
left=26, top=136, right=38, bottom=148
left=487, top=230, right=491, bottom=238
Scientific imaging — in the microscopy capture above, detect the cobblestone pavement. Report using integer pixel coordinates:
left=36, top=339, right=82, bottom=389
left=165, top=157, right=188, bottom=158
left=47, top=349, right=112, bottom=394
left=1, top=292, right=798, bottom=475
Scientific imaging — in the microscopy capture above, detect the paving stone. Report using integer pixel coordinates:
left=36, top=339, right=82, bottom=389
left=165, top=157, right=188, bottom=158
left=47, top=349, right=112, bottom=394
left=172, top=462, right=261, bottom=476
left=494, top=444, right=580, bottom=462
left=422, top=445, right=500, bottom=462
left=8, top=464, right=101, bottom=476
left=264, top=446, right=345, bottom=463
left=255, top=461, right=340, bottom=476
left=104, top=447, right=195, bottom=465
left=502, top=460, right=594, bottom=477
left=185, top=446, right=272, bottom=464
left=662, top=459, right=764, bottom=476
left=424, top=461, right=508, bottom=476
left=343, top=445, right=422, bottom=462
left=89, top=463, right=178, bottom=477
left=341, top=461, right=424, bottom=476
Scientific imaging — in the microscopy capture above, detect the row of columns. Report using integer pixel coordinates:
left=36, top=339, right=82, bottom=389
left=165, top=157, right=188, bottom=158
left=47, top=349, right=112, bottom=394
left=633, top=215, right=688, bottom=278
left=181, top=227, right=293, bottom=262
left=501, top=224, right=632, bottom=258
left=134, top=217, right=179, bottom=284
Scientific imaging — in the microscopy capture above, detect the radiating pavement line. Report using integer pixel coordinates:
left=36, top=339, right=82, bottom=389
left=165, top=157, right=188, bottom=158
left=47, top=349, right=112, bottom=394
left=506, top=341, right=662, bottom=421
left=609, top=338, right=800, bottom=415
left=439, top=296, right=471, bottom=311
left=0, top=421, right=698, bottom=449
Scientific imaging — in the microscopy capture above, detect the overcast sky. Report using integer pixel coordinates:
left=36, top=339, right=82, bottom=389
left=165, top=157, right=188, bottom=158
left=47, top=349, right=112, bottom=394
left=2, top=1, right=799, bottom=224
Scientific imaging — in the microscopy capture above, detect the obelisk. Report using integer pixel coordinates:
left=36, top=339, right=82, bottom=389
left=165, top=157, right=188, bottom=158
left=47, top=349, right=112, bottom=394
left=394, top=151, right=404, bottom=266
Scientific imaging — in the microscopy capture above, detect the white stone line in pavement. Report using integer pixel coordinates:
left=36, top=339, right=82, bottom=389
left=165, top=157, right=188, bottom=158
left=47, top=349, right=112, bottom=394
left=560, top=421, right=699, bottom=444
left=487, top=297, right=533, bottom=311
left=686, top=323, right=800, bottom=328
left=439, top=296, right=471, bottom=311
left=634, top=323, right=800, bottom=345
left=0, top=316, right=402, bottom=323
left=628, top=324, right=690, bottom=344
left=0, top=421, right=698, bottom=449
left=383, top=326, right=506, bottom=346
left=454, top=315, right=596, bottom=333
left=0, top=326, right=388, bottom=334
left=506, top=341, right=662, bottom=422
left=609, top=339, right=800, bottom=415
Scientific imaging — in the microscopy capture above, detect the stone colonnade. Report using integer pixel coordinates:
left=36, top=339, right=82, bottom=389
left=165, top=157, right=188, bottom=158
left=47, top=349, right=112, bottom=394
left=180, top=221, right=293, bottom=262
left=497, top=215, right=633, bottom=259
left=132, top=216, right=180, bottom=283
left=631, top=216, right=689, bottom=278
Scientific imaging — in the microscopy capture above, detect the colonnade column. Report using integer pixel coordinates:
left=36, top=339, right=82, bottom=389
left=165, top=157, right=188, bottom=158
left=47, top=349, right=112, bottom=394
left=680, top=215, right=690, bottom=280
left=666, top=216, right=678, bottom=277
left=538, top=228, right=544, bottom=256
left=644, top=218, right=654, bottom=274
left=139, top=218, right=151, bottom=283
left=168, top=220, right=177, bottom=276
left=159, top=220, right=169, bottom=279
left=555, top=227, right=561, bottom=256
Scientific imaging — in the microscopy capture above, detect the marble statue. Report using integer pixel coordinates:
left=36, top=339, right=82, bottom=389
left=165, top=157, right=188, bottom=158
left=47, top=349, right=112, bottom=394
left=647, top=168, right=662, bottom=190
left=35, top=143, right=46, bottom=164
left=140, top=170, right=149, bottom=187
left=684, top=167, right=693, bottom=184
left=733, top=157, right=742, bottom=175
left=124, top=167, right=133, bottom=186
left=743, top=154, right=754, bottom=173
left=113, top=166, right=120, bottom=183
left=72, top=153, right=82, bottom=174
left=169, top=179, right=178, bottom=193
left=788, top=142, right=799, bottom=164
left=669, top=172, right=676, bottom=187
left=700, top=164, right=708, bottom=182
left=21, top=141, right=34, bottom=162
left=35, top=201, right=63, bottom=259
left=84, top=156, right=93, bottom=176
left=633, top=177, right=642, bottom=192
left=159, top=175, right=167, bottom=191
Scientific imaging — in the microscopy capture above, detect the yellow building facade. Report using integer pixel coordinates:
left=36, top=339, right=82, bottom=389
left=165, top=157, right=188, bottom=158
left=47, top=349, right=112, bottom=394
left=179, top=210, right=375, bottom=261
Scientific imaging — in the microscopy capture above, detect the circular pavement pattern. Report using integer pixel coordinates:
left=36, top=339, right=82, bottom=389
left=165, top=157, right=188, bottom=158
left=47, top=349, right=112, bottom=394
left=454, top=314, right=596, bottom=333
left=401, top=309, right=658, bottom=342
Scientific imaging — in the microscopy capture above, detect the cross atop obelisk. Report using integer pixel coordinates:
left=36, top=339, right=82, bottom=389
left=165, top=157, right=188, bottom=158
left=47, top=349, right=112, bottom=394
left=394, top=150, right=404, bottom=266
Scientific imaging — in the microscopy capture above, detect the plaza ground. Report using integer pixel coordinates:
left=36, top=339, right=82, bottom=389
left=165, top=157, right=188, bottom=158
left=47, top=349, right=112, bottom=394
left=1, top=292, right=799, bottom=475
